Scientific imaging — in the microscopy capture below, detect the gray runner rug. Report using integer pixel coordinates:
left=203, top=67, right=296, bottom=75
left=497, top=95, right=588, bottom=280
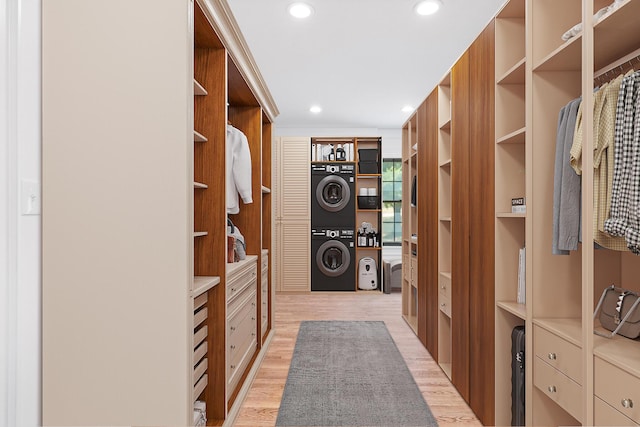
left=275, top=321, right=438, bottom=427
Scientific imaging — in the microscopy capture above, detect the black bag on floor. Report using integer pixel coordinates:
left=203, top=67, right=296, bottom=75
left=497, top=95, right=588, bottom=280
left=511, top=325, right=525, bottom=426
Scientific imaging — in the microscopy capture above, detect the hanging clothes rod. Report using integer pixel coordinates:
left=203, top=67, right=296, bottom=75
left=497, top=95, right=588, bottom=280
left=594, top=47, right=640, bottom=82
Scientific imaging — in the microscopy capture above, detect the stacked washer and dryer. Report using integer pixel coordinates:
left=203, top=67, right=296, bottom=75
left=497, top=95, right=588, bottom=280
left=310, top=162, right=356, bottom=291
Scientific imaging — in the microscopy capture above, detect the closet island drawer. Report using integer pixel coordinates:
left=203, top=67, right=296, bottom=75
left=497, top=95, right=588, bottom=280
left=228, top=290, right=256, bottom=343
left=533, top=325, right=582, bottom=384
left=595, top=357, right=640, bottom=424
left=227, top=257, right=258, bottom=302
left=228, top=279, right=256, bottom=316
left=227, top=264, right=257, bottom=302
left=595, top=396, right=637, bottom=426
left=534, top=356, right=582, bottom=422
left=261, top=252, right=268, bottom=273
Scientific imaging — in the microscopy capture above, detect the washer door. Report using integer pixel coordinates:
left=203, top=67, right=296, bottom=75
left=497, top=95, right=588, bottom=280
left=316, top=240, right=351, bottom=277
left=316, top=175, right=351, bottom=212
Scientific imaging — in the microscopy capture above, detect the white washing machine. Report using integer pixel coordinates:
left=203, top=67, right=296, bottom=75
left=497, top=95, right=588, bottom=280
left=358, top=257, right=378, bottom=290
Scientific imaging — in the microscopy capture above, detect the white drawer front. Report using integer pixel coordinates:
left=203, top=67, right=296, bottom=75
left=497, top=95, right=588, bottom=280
left=534, top=356, right=582, bottom=422
left=439, top=293, right=451, bottom=318
left=595, top=357, right=640, bottom=424
left=595, top=396, right=637, bottom=426
left=439, top=274, right=451, bottom=300
left=228, top=280, right=257, bottom=317
left=227, top=262, right=257, bottom=302
left=533, top=325, right=582, bottom=384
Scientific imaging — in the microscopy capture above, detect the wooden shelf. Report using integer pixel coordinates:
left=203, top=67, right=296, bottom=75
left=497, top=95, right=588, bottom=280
left=193, top=232, right=208, bottom=238
left=439, top=217, right=452, bottom=222
left=226, top=254, right=258, bottom=276
left=357, top=174, right=381, bottom=178
left=496, top=212, right=526, bottom=218
left=439, top=159, right=452, bottom=168
left=440, top=271, right=451, bottom=280
left=192, top=276, right=220, bottom=297
left=194, top=130, right=207, bottom=142
left=261, top=185, right=271, bottom=194
left=497, top=57, right=525, bottom=85
left=534, top=34, right=582, bottom=72
left=439, top=118, right=451, bottom=131
left=594, top=332, right=640, bottom=379
left=594, top=0, right=640, bottom=71
left=194, top=182, right=208, bottom=189
left=532, top=318, right=582, bottom=348
left=193, top=79, right=208, bottom=96
left=357, top=209, right=381, bottom=213
left=496, top=301, right=526, bottom=320
left=496, top=127, right=525, bottom=145
left=356, top=246, right=382, bottom=250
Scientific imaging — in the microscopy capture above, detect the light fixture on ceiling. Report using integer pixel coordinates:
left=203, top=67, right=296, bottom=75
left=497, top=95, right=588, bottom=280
left=310, top=105, right=322, bottom=113
left=288, top=2, right=314, bottom=19
left=414, top=0, right=443, bottom=16
left=402, top=105, right=415, bottom=113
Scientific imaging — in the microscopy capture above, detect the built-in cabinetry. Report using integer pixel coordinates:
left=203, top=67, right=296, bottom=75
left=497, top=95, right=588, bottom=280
left=404, top=0, right=640, bottom=426
left=354, top=137, right=383, bottom=291
left=42, top=1, right=277, bottom=425
left=402, top=16, right=497, bottom=427
left=274, top=137, right=311, bottom=293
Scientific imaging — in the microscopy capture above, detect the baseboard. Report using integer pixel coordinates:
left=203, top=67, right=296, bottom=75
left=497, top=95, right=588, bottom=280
left=222, top=329, right=275, bottom=427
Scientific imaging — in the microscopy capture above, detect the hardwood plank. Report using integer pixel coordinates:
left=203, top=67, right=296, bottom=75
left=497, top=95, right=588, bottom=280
left=234, top=293, right=481, bottom=426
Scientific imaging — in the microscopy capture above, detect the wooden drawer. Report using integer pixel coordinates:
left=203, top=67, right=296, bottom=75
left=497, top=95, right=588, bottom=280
left=261, top=270, right=268, bottom=294
left=439, top=274, right=451, bottom=300
left=228, top=290, right=256, bottom=344
left=595, top=357, right=640, bottom=424
left=261, top=254, right=268, bottom=273
left=439, top=293, right=451, bottom=318
left=227, top=261, right=257, bottom=302
left=228, top=330, right=257, bottom=394
left=229, top=302, right=256, bottom=361
left=410, top=257, right=417, bottom=285
left=533, top=325, right=582, bottom=384
left=595, top=396, right=637, bottom=426
left=228, top=279, right=256, bottom=316
left=534, top=356, right=582, bottom=422
left=402, top=255, right=410, bottom=282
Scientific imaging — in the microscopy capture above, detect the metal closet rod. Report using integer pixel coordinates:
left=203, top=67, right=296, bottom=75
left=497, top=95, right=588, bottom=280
left=594, top=48, right=640, bottom=83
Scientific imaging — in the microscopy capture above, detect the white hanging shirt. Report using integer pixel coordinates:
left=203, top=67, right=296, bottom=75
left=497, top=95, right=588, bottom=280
left=226, top=124, right=253, bottom=214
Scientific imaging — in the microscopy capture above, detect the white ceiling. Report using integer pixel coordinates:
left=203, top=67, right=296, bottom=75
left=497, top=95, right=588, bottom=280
left=227, top=0, right=508, bottom=129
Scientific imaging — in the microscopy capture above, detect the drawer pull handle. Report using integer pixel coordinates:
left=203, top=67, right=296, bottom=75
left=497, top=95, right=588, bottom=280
left=548, top=353, right=557, bottom=360
left=251, top=317, right=256, bottom=321
left=441, top=303, right=446, bottom=307
left=441, top=285, right=446, bottom=290
left=230, top=326, right=236, bottom=331
left=231, top=364, right=236, bottom=369
left=252, top=302, right=256, bottom=307
left=252, top=333, right=256, bottom=337
left=622, top=398, right=634, bottom=408
left=231, top=287, right=236, bottom=292
left=230, top=345, right=235, bottom=350
left=548, top=385, right=556, bottom=393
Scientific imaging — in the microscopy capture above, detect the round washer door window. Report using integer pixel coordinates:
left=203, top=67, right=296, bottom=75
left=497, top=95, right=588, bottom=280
left=316, top=240, right=350, bottom=277
left=316, top=175, right=350, bottom=212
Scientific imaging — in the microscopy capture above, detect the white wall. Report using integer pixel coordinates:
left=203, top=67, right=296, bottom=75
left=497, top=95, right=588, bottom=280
left=275, top=126, right=402, bottom=262
left=1, top=0, right=41, bottom=426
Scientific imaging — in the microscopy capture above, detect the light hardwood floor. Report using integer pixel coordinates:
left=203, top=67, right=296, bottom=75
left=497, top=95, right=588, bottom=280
left=234, top=292, right=482, bottom=426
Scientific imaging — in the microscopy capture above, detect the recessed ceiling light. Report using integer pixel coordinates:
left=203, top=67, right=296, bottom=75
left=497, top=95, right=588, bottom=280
left=288, top=2, right=314, bottom=19
left=402, top=105, right=415, bottom=113
left=310, top=105, right=322, bottom=113
left=415, top=0, right=442, bottom=16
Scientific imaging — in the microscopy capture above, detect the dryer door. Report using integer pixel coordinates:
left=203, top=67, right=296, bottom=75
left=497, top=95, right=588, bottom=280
left=316, top=240, right=351, bottom=277
left=316, top=175, right=351, bottom=212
